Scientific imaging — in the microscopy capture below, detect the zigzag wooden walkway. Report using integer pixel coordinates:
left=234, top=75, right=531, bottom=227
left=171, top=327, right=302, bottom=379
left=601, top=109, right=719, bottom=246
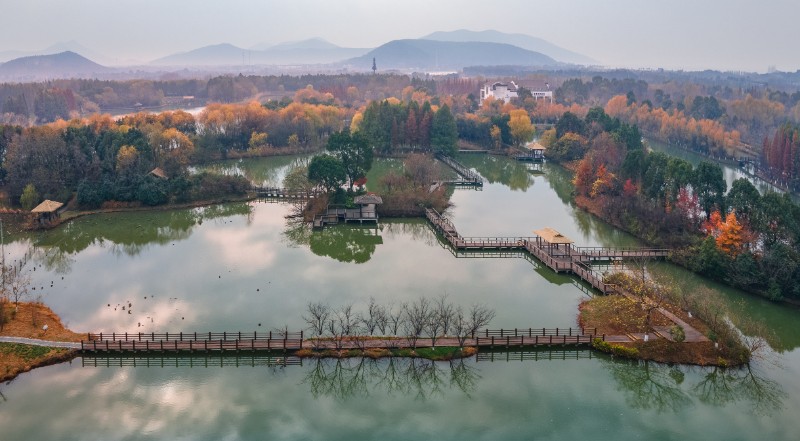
left=424, top=208, right=668, bottom=294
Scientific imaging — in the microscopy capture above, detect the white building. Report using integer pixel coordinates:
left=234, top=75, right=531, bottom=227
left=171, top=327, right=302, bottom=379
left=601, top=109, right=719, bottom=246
left=479, top=80, right=554, bottom=104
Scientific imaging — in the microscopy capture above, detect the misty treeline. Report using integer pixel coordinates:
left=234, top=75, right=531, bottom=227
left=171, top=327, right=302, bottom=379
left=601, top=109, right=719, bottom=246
left=545, top=107, right=800, bottom=301
left=302, top=296, right=495, bottom=350
left=0, top=74, right=435, bottom=125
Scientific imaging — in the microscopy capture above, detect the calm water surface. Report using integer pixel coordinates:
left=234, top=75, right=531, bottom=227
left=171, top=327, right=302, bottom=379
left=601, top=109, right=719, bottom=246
left=0, top=154, right=798, bottom=441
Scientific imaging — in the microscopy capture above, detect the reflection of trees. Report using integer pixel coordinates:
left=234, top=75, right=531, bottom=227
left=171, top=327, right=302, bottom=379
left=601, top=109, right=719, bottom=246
left=692, top=365, right=786, bottom=415
left=302, top=357, right=479, bottom=401
left=201, top=156, right=306, bottom=188
left=32, top=245, right=75, bottom=274
left=605, top=358, right=692, bottom=412
left=543, top=163, right=576, bottom=205
left=308, top=226, right=383, bottom=264
left=32, top=202, right=253, bottom=258
left=382, top=220, right=436, bottom=247
left=458, top=155, right=533, bottom=191
left=605, top=356, right=786, bottom=415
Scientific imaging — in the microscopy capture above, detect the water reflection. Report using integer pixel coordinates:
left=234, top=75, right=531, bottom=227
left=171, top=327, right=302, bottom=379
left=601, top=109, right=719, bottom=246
left=692, top=364, right=786, bottom=416
left=456, top=154, right=534, bottom=191
left=283, top=223, right=385, bottom=264
left=303, top=357, right=479, bottom=401
left=197, top=155, right=311, bottom=188
left=32, top=203, right=252, bottom=258
left=605, top=358, right=785, bottom=415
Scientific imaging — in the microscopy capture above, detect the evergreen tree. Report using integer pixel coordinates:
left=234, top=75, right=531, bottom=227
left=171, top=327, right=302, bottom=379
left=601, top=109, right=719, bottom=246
left=431, top=104, right=457, bottom=156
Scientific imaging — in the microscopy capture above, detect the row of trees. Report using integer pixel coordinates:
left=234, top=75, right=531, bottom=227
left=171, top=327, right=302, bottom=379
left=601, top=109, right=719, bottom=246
left=0, top=74, right=436, bottom=124
left=760, top=123, right=800, bottom=192
left=302, top=296, right=495, bottom=351
left=605, top=95, right=743, bottom=157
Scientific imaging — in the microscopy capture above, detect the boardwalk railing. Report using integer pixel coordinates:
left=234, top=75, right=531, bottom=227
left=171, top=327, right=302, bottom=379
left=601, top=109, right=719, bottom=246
left=473, top=327, right=600, bottom=348
left=476, top=327, right=597, bottom=337
left=82, top=354, right=303, bottom=368
left=575, top=247, right=670, bottom=259
left=436, top=154, right=484, bottom=185
left=476, top=348, right=595, bottom=362
left=83, top=331, right=304, bottom=353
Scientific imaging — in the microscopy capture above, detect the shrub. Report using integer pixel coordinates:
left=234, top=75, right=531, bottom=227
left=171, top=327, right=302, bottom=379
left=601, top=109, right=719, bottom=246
left=670, top=325, right=686, bottom=343
left=592, top=338, right=640, bottom=359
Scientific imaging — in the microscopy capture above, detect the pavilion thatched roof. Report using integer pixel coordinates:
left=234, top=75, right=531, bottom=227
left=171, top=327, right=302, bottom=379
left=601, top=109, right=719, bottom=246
left=31, top=200, right=64, bottom=213
left=533, top=227, right=573, bottom=244
left=149, top=167, right=168, bottom=179
left=354, top=194, right=383, bottom=205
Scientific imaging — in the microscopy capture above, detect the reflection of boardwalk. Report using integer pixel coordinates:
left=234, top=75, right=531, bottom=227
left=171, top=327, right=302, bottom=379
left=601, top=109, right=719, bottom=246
left=424, top=208, right=669, bottom=294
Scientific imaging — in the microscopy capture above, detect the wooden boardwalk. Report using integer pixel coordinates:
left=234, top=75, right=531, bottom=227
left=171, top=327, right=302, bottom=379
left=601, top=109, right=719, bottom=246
left=424, top=208, right=668, bottom=294
left=81, top=331, right=304, bottom=353
left=79, top=328, right=608, bottom=354
left=436, top=154, right=484, bottom=187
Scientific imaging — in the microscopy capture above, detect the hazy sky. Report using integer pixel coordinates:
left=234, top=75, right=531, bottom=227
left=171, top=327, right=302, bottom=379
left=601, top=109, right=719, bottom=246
left=2, top=0, right=798, bottom=72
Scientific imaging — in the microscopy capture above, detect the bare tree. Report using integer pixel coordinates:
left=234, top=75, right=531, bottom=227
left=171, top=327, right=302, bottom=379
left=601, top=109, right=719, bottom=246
left=387, top=302, right=406, bottom=337
left=360, top=297, right=383, bottom=335
left=303, top=301, right=330, bottom=348
left=3, top=264, right=30, bottom=307
left=452, top=306, right=470, bottom=349
left=425, top=311, right=444, bottom=349
left=434, top=294, right=456, bottom=336
left=468, top=303, right=496, bottom=340
left=403, top=298, right=431, bottom=350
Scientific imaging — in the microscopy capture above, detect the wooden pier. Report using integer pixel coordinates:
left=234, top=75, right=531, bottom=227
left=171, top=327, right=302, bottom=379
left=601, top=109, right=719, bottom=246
left=424, top=208, right=668, bottom=294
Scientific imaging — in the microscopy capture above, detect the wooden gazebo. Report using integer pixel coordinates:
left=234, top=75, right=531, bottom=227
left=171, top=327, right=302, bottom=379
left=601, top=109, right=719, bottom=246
left=31, top=200, right=64, bottom=227
left=533, top=227, right=574, bottom=257
left=353, top=194, right=383, bottom=220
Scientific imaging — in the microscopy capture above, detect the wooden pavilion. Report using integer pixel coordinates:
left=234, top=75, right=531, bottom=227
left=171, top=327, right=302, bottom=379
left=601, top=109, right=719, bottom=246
left=533, top=227, right=574, bottom=258
left=31, top=200, right=64, bottom=227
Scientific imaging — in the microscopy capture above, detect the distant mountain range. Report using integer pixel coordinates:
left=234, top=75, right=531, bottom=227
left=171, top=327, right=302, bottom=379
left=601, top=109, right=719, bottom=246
left=0, top=30, right=596, bottom=79
left=151, top=39, right=370, bottom=66
left=0, top=51, right=109, bottom=80
left=346, top=39, right=558, bottom=70
left=421, top=30, right=597, bottom=65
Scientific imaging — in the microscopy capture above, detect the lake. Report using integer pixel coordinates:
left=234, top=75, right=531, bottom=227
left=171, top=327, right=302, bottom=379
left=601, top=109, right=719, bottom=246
left=0, top=154, right=798, bottom=441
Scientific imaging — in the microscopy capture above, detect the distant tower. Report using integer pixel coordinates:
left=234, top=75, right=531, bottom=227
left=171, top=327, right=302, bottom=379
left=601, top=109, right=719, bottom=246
left=372, top=57, right=377, bottom=74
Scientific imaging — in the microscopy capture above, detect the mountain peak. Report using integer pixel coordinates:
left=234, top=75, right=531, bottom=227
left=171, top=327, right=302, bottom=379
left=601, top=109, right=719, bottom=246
left=421, top=29, right=597, bottom=65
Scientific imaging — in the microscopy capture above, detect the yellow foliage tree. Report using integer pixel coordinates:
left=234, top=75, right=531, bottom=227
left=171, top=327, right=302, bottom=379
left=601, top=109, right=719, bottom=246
left=508, top=109, right=535, bottom=147
left=116, top=145, right=139, bottom=173
left=716, top=211, right=745, bottom=257
left=490, top=124, right=502, bottom=150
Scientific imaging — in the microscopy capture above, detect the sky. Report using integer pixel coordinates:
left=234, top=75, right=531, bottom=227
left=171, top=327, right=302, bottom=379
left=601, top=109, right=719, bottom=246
left=1, top=0, right=798, bottom=72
